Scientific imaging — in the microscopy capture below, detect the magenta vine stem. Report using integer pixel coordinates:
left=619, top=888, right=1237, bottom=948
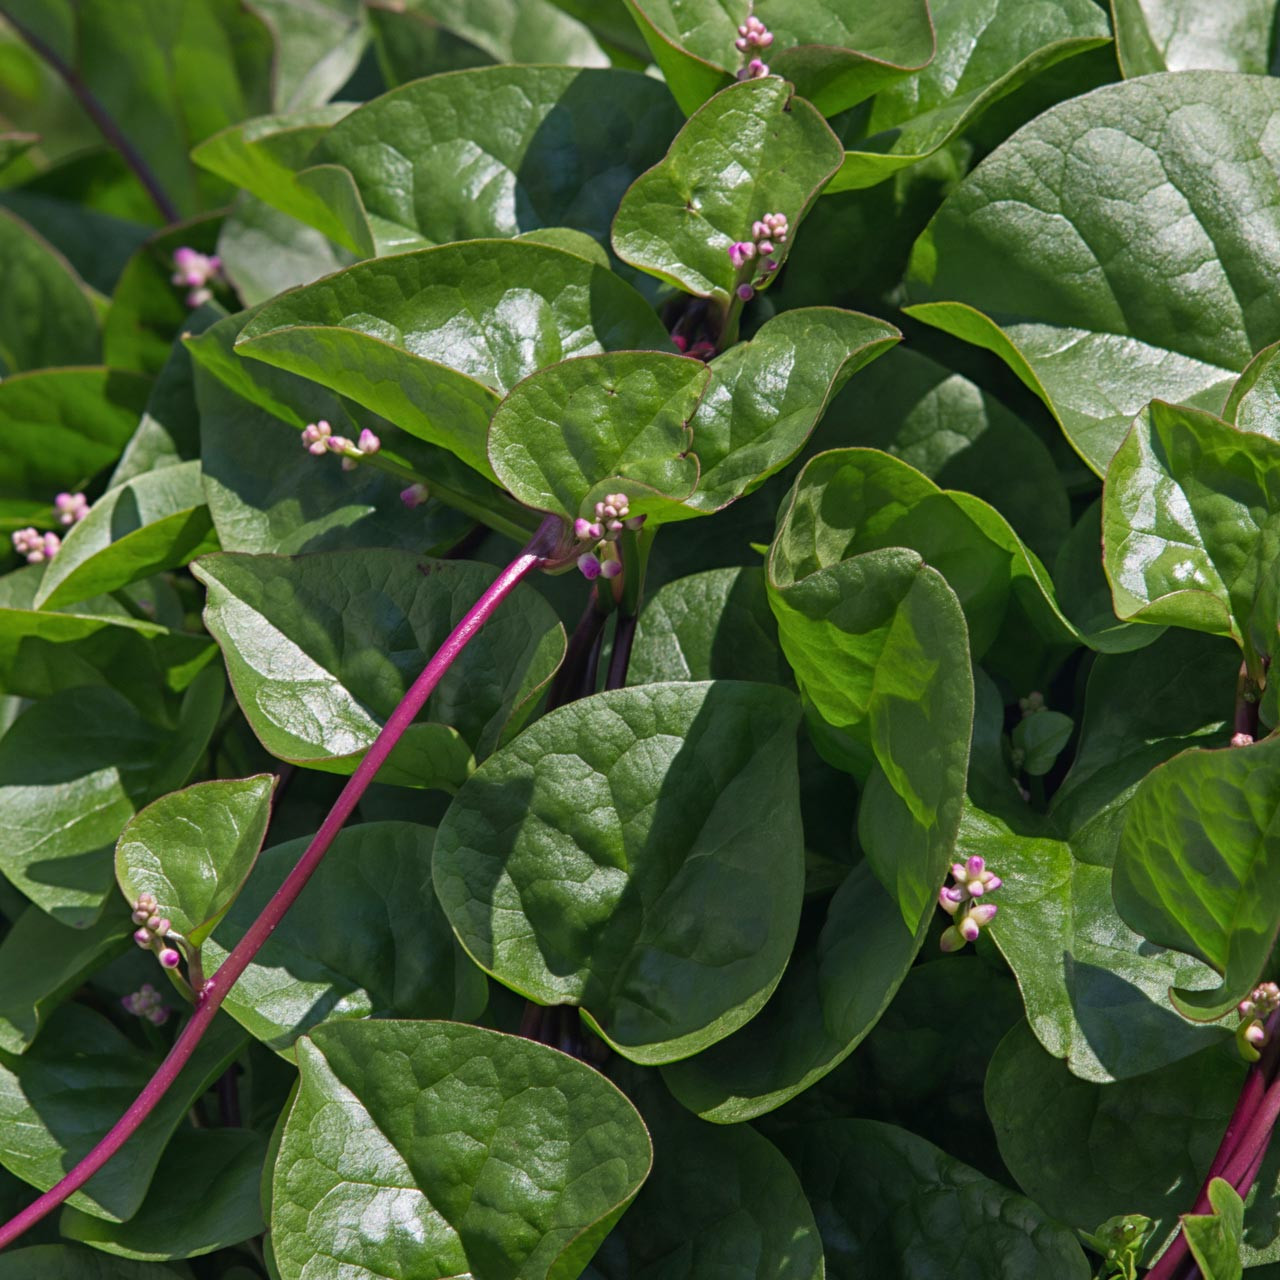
left=0, top=517, right=562, bottom=1251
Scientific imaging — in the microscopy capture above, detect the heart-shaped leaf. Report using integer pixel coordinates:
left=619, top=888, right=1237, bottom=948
left=906, top=72, right=1280, bottom=473
left=236, top=240, right=671, bottom=478
left=611, top=77, right=843, bottom=303
left=434, top=680, right=804, bottom=1064
left=1113, top=733, right=1280, bottom=1020
left=1111, top=0, right=1275, bottom=76
left=193, top=550, right=565, bottom=789
left=203, top=822, right=486, bottom=1054
left=115, top=774, right=275, bottom=948
left=269, top=1020, right=652, bottom=1280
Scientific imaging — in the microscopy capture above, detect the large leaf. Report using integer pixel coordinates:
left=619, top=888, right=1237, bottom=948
left=434, top=681, right=804, bottom=1064
left=203, top=822, right=486, bottom=1055
left=193, top=550, right=565, bottom=789
left=34, top=460, right=218, bottom=610
left=0, top=1247, right=185, bottom=1279
left=776, top=1118, right=1092, bottom=1278
left=962, top=806, right=1227, bottom=1082
left=1113, top=733, right=1280, bottom=1019
left=0, top=1003, right=245, bottom=1220
left=829, top=0, right=1110, bottom=191
left=236, top=240, right=672, bottom=479
left=59, top=1127, right=266, bottom=1260
left=906, top=72, right=1280, bottom=474
left=115, top=774, right=275, bottom=948
left=612, top=77, right=843, bottom=303
left=313, top=66, right=682, bottom=252
left=270, top=1020, right=652, bottom=1280
left=1111, top=0, right=1277, bottom=76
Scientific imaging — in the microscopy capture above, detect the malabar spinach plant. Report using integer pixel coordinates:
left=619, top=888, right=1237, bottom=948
left=2, top=0, right=1280, bottom=1276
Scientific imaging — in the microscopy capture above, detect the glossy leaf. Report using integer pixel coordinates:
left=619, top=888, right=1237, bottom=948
left=1111, top=0, right=1277, bottom=76
left=313, top=66, right=682, bottom=251
left=34, top=460, right=219, bottom=610
left=434, top=681, right=804, bottom=1064
left=248, top=0, right=367, bottom=111
left=203, top=822, right=486, bottom=1055
left=270, top=1020, right=652, bottom=1280
left=193, top=550, right=565, bottom=788
left=59, top=1127, right=266, bottom=1260
left=237, top=240, right=672, bottom=479
left=0, top=1003, right=245, bottom=1220
left=962, top=807, right=1226, bottom=1081
left=115, top=774, right=275, bottom=948
left=777, top=1118, right=1092, bottom=1278
left=488, top=351, right=707, bottom=522
left=907, top=72, right=1280, bottom=473
left=1225, top=339, right=1280, bottom=440
left=1113, top=733, right=1280, bottom=1019
left=612, top=77, right=843, bottom=302
left=829, top=0, right=1110, bottom=191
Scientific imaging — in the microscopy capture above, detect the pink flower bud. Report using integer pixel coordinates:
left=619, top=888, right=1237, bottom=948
left=624, top=514, right=647, bottom=530
left=1232, top=732, right=1254, bottom=747
left=578, top=553, right=602, bottom=580
left=671, top=333, right=689, bottom=352
left=737, top=284, right=755, bottom=301
left=159, top=948, right=181, bottom=969
left=1246, top=1021, right=1268, bottom=1047
left=54, top=492, right=89, bottom=526
left=400, top=483, right=430, bottom=508
left=968, top=902, right=998, bottom=927
left=600, top=558, right=623, bottom=579
left=959, top=914, right=982, bottom=943
left=728, top=241, right=756, bottom=269
left=357, top=428, right=381, bottom=454
left=939, top=886, right=963, bottom=915
left=131, top=908, right=150, bottom=925
left=133, top=928, right=152, bottom=948
left=574, top=517, right=595, bottom=539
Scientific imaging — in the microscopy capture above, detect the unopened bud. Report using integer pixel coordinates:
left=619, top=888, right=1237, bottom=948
left=159, top=948, right=181, bottom=969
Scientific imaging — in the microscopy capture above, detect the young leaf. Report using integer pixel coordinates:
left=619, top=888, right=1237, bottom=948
left=906, top=72, right=1280, bottom=473
left=434, top=681, right=804, bottom=1064
left=269, top=1020, right=652, bottom=1280
left=34, top=461, right=219, bottom=610
left=1184, top=1179, right=1247, bottom=1280
left=1011, top=708, right=1073, bottom=776
left=611, top=77, right=843, bottom=302
left=1111, top=0, right=1275, bottom=77
left=1113, top=734, right=1280, bottom=1020
left=193, top=550, right=565, bottom=789
left=202, top=822, right=486, bottom=1055
left=114, top=774, right=275, bottom=948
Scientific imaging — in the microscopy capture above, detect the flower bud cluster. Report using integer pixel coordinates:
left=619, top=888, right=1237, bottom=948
left=11, top=528, right=60, bottom=564
left=170, top=247, right=223, bottom=308
left=727, top=212, right=789, bottom=300
left=130, top=892, right=182, bottom=971
left=54, top=492, right=89, bottom=526
left=121, top=982, right=170, bottom=1026
left=1237, top=981, right=1280, bottom=1060
left=301, top=421, right=381, bottom=470
left=938, top=854, right=1002, bottom=952
left=735, top=14, right=774, bottom=79
left=575, top=492, right=645, bottom=580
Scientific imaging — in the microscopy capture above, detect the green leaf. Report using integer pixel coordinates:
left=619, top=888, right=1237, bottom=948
left=662, top=861, right=924, bottom=1120
left=630, top=566, right=792, bottom=686
left=0, top=1246, right=185, bottom=1279
left=115, top=774, right=275, bottom=948
left=986, top=1022, right=1241, bottom=1257
left=0, top=1003, right=245, bottom=1220
left=611, top=77, right=843, bottom=302
left=0, top=677, right=222, bottom=924
left=1185, top=1179, right=1246, bottom=1280
left=236, top=240, right=672, bottom=479
left=964, top=805, right=1227, bottom=1080
left=0, top=906, right=127, bottom=1054
left=828, top=0, right=1110, bottom=191
left=313, top=66, right=681, bottom=252
left=1011, top=708, right=1073, bottom=776
left=34, top=460, right=219, bottom=610
left=245, top=0, right=368, bottom=111
left=0, top=209, right=100, bottom=374
left=434, top=681, right=804, bottom=1064
left=0, top=131, right=36, bottom=175
left=906, top=72, right=1280, bottom=474
left=193, top=550, right=565, bottom=789
left=623, top=0, right=936, bottom=117
left=202, top=822, right=486, bottom=1055
left=59, top=1127, right=266, bottom=1260
left=488, top=351, right=707, bottom=522
left=1103, top=401, right=1280, bottom=669
left=1111, top=0, right=1276, bottom=77
left=1113, top=733, right=1280, bottom=1020
left=776, top=1118, right=1092, bottom=1278
left=1225, top=339, right=1280, bottom=440
left=270, top=1020, right=652, bottom=1280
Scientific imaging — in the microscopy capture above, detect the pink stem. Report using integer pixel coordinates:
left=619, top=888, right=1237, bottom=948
left=0, top=518, right=560, bottom=1250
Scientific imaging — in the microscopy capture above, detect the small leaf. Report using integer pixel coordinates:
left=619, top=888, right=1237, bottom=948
left=434, top=681, right=804, bottom=1064
left=1011, top=709, right=1073, bottom=776
left=1184, top=1179, right=1246, bottom=1280
left=269, top=1020, right=652, bottom=1280
left=612, top=78, right=843, bottom=302
left=1225, top=339, right=1280, bottom=440
left=1113, top=733, right=1280, bottom=1020
left=34, top=460, right=219, bottom=610
left=193, top=550, right=565, bottom=789
left=115, top=774, right=275, bottom=948
left=202, top=822, right=486, bottom=1055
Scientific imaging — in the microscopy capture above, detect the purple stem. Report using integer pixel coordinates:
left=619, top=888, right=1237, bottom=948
left=605, top=611, right=637, bottom=692
left=0, top=518, right=560, bottom=1251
